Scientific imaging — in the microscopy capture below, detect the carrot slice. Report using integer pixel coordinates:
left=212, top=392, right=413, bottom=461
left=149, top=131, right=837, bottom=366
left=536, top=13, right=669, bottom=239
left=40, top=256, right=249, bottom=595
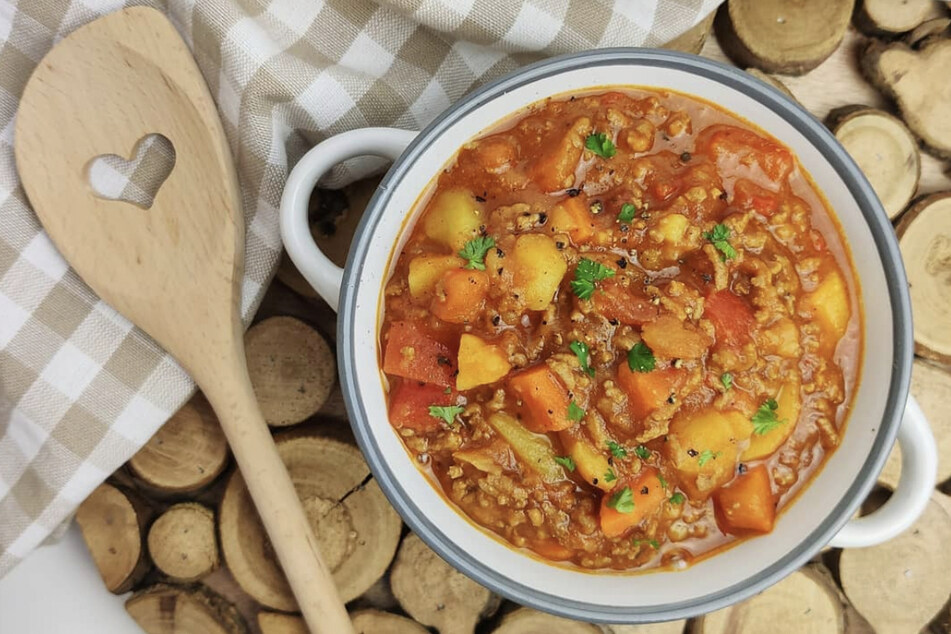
left=714, top=464, right=777, bottom=534
left=592, top=278, right=661, bottom=326
left=616, top=365, right=686, bottom=420
left=600, top=468, right=666, bottom=538
left=507, top=364, right=573, bottom=433
left=430, top=269, right=488, bottom=324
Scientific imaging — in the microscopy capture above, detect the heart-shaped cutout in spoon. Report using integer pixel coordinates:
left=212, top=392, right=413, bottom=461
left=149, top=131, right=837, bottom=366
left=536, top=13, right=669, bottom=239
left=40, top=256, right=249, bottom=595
left=86, top=133, right=175, bottom=209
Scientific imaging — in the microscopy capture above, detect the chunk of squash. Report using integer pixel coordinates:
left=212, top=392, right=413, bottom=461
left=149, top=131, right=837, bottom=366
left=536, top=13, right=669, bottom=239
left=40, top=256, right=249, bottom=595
left=741, top=377, right=802, bottom=461
left=528, top=117, right=592, bottom=192
left=456, top=334, right=511, bottom=391
left=511, top=234, right=567, bottom=310
left=430, top=269, right=488, bottom=324
left=485, top=412, right=562, bottom=483
left=508, top=364, right=573, bottom=433
left=422, top=190, right=484, bottom=250
left=616, top=365, right=686, bottom=420
left=714, top=464, right=776, bottom=533
left=666, top=409, right=751, bottom=499
left=801, top=268, right=850, bottom=350
left=599, top=468, right=666, bottom=538
left=408, top=255, right=463, bottom=299
left=549, top=196, right=595, bottom=244
left=558, top=427, right=613, bottom=492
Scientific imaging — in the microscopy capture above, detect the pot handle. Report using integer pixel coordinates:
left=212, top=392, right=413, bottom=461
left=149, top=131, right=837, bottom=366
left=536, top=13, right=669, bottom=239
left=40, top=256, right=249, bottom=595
left=829, top=396, right=937, bottom=548
left=280, top=127, right=417, bottom=311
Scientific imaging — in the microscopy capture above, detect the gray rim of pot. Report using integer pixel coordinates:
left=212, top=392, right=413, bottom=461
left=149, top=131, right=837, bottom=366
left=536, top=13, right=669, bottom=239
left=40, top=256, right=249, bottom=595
left=337, top=48, right=912, bottom=623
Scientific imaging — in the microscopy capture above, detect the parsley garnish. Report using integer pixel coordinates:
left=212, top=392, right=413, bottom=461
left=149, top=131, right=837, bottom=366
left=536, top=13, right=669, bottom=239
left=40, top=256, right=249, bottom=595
left=607, top=441, right=628, bottom=459
left=634, top=445, right=650, bottom=460
left=697, top=449, right=721, bottom=467
left=720, top=372, right=733, bottom=391
left=670, top=492, right=685, bottom=505
left=604, top=468, right=617, bottom=483
left=585, top=132, right=616, bottom=159
left=458, top=236, right=496, bottom=270
left=570, top=258, right=615, bottom=300
left=648, top=539, right=660, bottom=549
left=555, top=455, right=576, bottom=471
left=752, top=398, right=786, bottom=435
left=618, top=202, right=637, bottom=223
left=607, top=486, right=634, bottom=513
left=657, top=473, right=668, bottom=489
left=704, top=223, right=737, bottom=261
left=568, top=401, right=585, bottom=422
left=428, top=405, right=464, bottom=427
left=569, top=340, right=595, bottom=377
left=627, top=342, right=656, bottom=373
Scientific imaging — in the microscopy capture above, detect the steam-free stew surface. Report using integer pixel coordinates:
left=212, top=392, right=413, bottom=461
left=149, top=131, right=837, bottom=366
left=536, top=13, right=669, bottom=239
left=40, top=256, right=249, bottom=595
left=380, top=89, right=860, bottom=571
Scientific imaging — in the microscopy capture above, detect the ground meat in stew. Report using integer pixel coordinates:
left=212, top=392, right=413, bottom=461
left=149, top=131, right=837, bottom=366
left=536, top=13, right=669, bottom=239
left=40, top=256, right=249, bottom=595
left=380, top=88, right=861, bottom=571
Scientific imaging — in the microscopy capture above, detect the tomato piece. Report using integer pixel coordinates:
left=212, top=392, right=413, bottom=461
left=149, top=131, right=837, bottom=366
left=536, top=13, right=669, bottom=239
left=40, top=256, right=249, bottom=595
left=600, top=468, right=666, bottom=538
left=732, top=179, right=779, bottom=216
left=592, top=278, right=662, bottom=326
left=714, top=464, right=776, bottom=534
left=698, top=125, right=793, bottom=183
left=382, top=321, right=455, bottom=386
left=507, top=364, right=573, bottom=432
left=616, top=365, right=686, bottom=420
left=704, top=290, right=754, bottom=347
left=388, top=381, right=452, bottom=432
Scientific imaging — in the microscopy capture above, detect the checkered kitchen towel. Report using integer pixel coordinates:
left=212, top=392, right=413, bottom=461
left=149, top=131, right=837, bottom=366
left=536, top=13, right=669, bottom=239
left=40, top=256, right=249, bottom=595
left=0, top=0, right=722, bottom=575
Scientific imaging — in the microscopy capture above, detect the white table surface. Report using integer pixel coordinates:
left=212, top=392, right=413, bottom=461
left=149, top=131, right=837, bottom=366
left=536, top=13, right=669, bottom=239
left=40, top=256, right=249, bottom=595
left=0, top=523, right=134, bottom=633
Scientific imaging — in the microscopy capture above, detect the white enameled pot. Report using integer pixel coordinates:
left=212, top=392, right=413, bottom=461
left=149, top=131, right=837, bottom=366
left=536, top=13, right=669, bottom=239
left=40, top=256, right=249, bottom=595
left=280, top=49, right=937, bottom=623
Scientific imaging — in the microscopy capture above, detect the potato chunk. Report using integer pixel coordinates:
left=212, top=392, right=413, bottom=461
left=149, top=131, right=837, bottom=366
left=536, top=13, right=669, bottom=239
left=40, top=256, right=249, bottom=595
left=801, top=268, right=850, bottom=350
left=641, top=315, right=712, bottom=359
left=456, top=334, right=511, bottom=390
left=558, top=427, right=613, bottom=492
left=486, top=412, right=562, bottom=483
left=741, top=377, right=802, bottom=461
left=666, top=409, right=751, bottom=499
left=511, top=234, right=567, bottom=310
left=656, top=213, right=689, bottom=245
left=422, top=190, right=484, bottom=250
left=408, top=255, right=463, bottom=299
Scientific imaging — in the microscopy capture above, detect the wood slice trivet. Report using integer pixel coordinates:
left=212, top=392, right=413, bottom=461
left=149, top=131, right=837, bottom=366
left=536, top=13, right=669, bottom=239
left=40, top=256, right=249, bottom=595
left=125, top=584, right=247, bottom=634
left=147, top=502, right=219, bottom=582
left=693, top=566, right=846, bottom=633
left=391, top=532, right=501, bottom=634
left=491, top=607, right=601, bottom=633
left=75, top=482, right=151, bottom=593
left=128, top=393, right=229, bottom=494
left=840, top=494, right=951, bottom=634
left=245, top=316, right=335, bottom=427
left=219, top=435, right=401, bottom=611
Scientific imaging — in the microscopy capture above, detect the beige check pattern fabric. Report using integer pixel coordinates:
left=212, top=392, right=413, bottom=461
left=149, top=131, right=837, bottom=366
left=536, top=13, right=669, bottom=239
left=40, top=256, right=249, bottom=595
left=0, top=0, right=722, bottom=576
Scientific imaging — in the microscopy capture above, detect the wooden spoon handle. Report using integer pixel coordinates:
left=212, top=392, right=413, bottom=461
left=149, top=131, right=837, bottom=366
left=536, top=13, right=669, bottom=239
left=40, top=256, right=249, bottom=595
left=200, top=353, right=354, bottom=634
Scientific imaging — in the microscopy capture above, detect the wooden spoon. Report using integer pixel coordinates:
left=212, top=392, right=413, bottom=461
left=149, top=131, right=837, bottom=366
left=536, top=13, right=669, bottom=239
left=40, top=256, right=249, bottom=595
left=14, top=8, right=352, bottom=633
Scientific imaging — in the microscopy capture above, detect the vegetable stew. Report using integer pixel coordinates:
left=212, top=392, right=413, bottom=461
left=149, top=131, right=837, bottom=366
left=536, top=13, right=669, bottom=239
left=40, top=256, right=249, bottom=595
left=380, top=88, right=861, bottom=571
